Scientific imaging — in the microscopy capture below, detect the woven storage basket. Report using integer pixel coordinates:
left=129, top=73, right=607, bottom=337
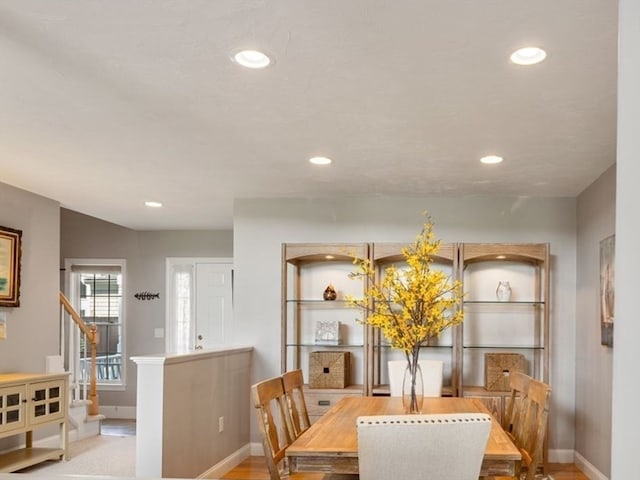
left=484, top=353, right=526, bottom=391
left=308, top=351, right=350, bottom=388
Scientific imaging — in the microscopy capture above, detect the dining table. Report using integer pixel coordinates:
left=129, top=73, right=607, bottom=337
left=286, top=396, right=521, bottom=478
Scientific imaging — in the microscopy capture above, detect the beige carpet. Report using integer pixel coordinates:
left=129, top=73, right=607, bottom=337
left=18, top=434, right=136, bottom=477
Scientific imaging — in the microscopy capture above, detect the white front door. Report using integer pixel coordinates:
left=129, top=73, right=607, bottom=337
left=166, top=258, right=233, bottom=352
left=194, top=262, right=233, bottom=349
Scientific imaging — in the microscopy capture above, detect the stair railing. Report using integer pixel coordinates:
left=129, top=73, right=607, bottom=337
left=59, top=292, right=100, bottom=416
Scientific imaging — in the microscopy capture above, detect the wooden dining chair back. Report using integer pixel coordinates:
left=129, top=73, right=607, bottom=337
left=517, top=378, right=552, bottom=480
left=282, top=369, right=311, bottom=439
left=253, top=376, right=349, bottom=480
left=387, top=359, right=444, bottom=397
left=252, top=376, right=295, bottom=480
left=357, top=413, right=492, bottom=480
left=503, top=371, right=532, bottom=442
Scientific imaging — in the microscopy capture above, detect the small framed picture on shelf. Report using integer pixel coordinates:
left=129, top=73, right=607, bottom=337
left=315, top=320, right=341, bottom=345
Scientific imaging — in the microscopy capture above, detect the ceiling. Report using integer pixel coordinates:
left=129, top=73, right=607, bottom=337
left=0, top=1, right=618, bottom=230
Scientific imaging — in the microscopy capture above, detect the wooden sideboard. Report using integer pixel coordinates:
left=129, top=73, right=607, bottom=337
left=0, top=372, right=68, bottom=473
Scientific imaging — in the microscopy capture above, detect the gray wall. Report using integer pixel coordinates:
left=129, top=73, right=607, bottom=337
left=0, top=182, right=60, bottom=372
left=60, top=208, right=233, bottom=407
left=575, top=165, right=615, bottom=476
left=232, top=195, right=578, bottom=455
left=0, top=181, right=60, bottom=450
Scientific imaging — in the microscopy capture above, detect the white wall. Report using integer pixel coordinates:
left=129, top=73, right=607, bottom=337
left=575, top=165, right=615, bottom=477
left=612, top=1, right=640, bottom=477
left=232, top=195, right=577, bottom=453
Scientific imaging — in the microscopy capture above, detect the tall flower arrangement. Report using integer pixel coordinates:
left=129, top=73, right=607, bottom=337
left=348, top=216, right=464, bottom=412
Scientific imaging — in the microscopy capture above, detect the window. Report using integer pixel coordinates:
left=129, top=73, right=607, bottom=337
left=167, top=262, right=194, bottom=353
left=65, top=259, right=126, bottom=389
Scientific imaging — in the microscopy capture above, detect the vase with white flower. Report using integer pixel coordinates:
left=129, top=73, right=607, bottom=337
left=347, top=215, right=464, bottom=413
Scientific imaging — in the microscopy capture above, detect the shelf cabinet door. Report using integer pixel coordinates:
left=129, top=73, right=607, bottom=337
left=27, top=380, right=66, bottom=425
left=0, top=385, right=26, bottom=434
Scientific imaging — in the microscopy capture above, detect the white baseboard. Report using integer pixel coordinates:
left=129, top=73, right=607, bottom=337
left=575, top=451, right=609, bottom=480
left=549, top=448, right=575, bottom=463
left=207, top=445, right=591, bottom=478
left=250, top=441, right=264, bottom=456
left=99, top=405, right=136, bottom=419
left=198, top=443, right=252, bottom=479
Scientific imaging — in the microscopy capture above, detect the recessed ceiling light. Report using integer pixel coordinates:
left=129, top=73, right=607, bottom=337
left=232, top=49, right=272, bottom=69
left=480, top=155, right=504, bottom=165
left=309, top=156, right=332, bottom=165
left=510, top=47, right=547, bottom=65
left=145, top=201, right=163, bottom=208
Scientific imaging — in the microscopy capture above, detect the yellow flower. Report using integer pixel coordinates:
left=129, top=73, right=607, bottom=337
left=347, top=215, right=464, bottom=365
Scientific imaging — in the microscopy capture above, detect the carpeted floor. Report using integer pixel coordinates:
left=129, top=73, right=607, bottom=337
left=18, top=433, right=136, bottom=477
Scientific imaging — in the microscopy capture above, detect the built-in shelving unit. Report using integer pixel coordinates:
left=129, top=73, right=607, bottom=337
left=281, top=241, right=550, bottom=426
left=281, top=243, right=370, bottom=421
left=457, top=243, right=550, bottom=423
left=369, top=242, right=458, bottom=396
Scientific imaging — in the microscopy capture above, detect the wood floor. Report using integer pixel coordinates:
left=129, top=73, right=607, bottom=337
left=220, top=456, right=589, bottom=480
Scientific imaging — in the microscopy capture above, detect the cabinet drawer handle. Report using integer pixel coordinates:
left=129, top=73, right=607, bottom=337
left=318, top=400, right=330, bottom=406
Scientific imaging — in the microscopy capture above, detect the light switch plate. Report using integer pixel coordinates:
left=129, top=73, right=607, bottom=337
left=154, top=328, right=164, bottom=338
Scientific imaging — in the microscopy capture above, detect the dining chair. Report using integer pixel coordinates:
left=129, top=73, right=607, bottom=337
left=502, top=371, right=532, bottom=442
left=387, top=359, right=444, bottom=397
left=252, top=376, right=295, bottom=480
left=515, top=378, right=552, bottom=480
left=282, top=369, right=312, bottom=439
left=252, top=376, right=356, bottom=480
left=356, top=413, right=492, bottom=480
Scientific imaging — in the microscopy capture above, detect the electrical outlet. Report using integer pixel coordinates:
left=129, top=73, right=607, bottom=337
left=218, top=416, right=224, bottom=433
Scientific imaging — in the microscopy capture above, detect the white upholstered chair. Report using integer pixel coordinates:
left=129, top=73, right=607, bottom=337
left=356, top=413, right=492, bottom=480
left=387, top=359, right=444, bottom=397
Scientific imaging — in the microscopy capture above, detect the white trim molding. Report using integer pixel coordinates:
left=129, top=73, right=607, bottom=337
left=575, top=451, right=609, bottom=480
left=99, top=405, right=137, bottom=419
left=199, top=444, right=252, bottom=479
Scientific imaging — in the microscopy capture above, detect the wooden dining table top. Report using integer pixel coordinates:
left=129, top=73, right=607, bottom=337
left=286, top=396, right=521, bottom=477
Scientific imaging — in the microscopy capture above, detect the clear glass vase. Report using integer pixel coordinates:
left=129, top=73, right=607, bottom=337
left=496, top=281, right=512, bottom=302
left=402, top=362, right=424, bottom=414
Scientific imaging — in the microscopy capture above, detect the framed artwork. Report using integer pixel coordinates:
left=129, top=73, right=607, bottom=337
left=0, top=225, right=22, bottom=307
left=600, top=234, right=615, bottom=347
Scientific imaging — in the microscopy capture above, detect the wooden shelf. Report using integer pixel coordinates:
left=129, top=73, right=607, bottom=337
left=0, top=447, right=65, bottom=473
left=371, top=384, right=455, bottom=397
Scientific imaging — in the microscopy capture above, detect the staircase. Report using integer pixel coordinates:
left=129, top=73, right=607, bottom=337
left=68, top=399, right=104, bottom=440
left=56, top=293, right=104, bottom=440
